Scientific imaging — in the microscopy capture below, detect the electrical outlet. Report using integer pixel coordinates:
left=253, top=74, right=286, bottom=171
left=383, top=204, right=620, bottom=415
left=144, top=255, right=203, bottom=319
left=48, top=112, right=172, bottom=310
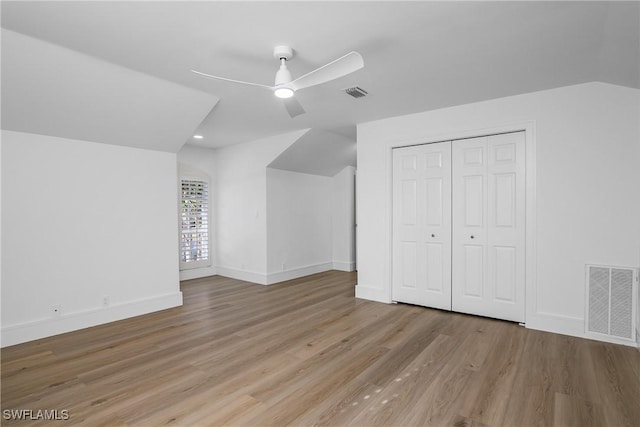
left=51, top=304, right=61, bottom=318
left=102, top=296, right=110, bottom=307
left=282, top=263, right=286, bottom=271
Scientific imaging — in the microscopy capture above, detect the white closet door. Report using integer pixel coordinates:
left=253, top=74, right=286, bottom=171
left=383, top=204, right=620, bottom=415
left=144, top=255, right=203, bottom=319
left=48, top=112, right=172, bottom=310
left=392, top=142, right=452, bottom=310
left=452, top=132, right=525, bottom=322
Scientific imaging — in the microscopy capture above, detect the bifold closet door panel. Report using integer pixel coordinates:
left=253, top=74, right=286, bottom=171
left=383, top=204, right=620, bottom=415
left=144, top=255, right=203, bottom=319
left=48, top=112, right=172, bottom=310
left=392, top=142, right=452, bottom=310
left=452, top=132, right=525, bottom=322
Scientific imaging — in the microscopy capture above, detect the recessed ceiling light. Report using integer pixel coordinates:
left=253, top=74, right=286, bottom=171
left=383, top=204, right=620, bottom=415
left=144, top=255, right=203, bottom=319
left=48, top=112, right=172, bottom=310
left=193, top=135, right=203, bottom=140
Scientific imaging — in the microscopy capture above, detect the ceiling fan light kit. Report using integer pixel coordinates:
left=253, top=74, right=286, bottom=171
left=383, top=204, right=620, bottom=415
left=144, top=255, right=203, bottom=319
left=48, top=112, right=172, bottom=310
left=274, top=87, right=294, bottom=99
left=273, top=47, right=295, bottom=98
left=191, top=45, right=364, bottom=117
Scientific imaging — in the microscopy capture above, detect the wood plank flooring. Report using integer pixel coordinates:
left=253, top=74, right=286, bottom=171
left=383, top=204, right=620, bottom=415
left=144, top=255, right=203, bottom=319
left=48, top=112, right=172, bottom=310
left=2, top=271, right=639, bottom=426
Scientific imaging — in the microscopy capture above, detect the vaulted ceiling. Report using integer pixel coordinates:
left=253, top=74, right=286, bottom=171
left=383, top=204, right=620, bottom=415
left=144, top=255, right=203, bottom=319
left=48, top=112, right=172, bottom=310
left=2, top=1, right=639, bottom=151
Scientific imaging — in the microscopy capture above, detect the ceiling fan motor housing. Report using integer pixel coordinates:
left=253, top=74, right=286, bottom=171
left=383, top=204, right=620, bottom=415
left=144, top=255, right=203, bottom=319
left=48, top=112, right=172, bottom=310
left=275, top=63, right=293, bottom=86
left=273, top=45, right=293, bottom=60
left=273, top=46, right=294, bottom=87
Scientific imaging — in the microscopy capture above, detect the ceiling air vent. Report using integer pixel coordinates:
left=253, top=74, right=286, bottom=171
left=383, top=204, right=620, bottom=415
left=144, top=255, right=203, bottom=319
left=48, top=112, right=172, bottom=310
left=344, top=86, right=368, bottom=98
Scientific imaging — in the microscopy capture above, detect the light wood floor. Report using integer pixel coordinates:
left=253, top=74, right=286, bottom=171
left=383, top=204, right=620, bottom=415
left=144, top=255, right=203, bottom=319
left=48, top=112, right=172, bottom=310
left=2, top=271, right=639, bottom=426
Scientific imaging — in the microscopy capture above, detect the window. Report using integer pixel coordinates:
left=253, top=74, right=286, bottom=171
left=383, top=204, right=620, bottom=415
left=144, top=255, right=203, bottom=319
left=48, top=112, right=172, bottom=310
left=180, top=179, right=209, bottom=268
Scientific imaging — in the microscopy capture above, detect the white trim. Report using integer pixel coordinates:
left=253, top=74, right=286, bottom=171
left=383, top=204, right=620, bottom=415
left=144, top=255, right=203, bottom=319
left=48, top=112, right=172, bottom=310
left=217, top=263, right=336, bottom=286
left=333, top=260, right=356, bottom=272
left=526, top=312, right=584, bottom=339
left=266, top=262, right=333, bottom=285
left=381, top=121, right=537, bottom=323
left=216, top=266, right=268, bottom=285
left=527, top=311, right=637, bottom=347
left=1, top=292, right=183, bottom=348
left=584, top=331, right=638, bottom=347
left=179, top=266, right=218, bottom=281
left=180, top=173, right=209, bottom=182
left=180, top=259, right=212, bottom=270
left=355, top=285, right=391, bottom=303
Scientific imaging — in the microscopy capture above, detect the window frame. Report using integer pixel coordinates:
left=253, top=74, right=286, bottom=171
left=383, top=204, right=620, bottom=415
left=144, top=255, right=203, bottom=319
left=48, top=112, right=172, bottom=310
left=179, top=174, right=211, bottom=270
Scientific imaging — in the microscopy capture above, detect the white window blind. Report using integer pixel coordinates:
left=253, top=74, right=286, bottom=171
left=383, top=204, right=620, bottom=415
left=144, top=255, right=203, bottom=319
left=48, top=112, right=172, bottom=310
left=180, top=179, right=209, bottom=265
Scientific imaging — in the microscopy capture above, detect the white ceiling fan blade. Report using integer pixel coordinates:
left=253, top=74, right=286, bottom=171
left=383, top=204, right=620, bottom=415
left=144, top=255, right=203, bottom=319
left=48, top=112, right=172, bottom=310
left=190, top=69, right=273, bottom=90
left=282, top=97, right=306, bottom=118
left=290, top=51, right=364, bottom=92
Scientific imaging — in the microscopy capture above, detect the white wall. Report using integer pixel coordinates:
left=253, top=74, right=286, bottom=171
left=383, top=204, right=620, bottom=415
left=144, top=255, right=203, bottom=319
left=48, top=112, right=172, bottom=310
left=1, top=131, right=182, bottom=347
left=176, top=130, right=356, bottom=286
left=177, top=145, right=217, bottom=281
left=215, top=129, right=308, bottom=284
left=266, top=169, right=333, bottom=283
left=332, top=166, right=356, bottom=271
left=0, top=135, right=3, bottom=336
left=356, top=82, right=640, bottom=342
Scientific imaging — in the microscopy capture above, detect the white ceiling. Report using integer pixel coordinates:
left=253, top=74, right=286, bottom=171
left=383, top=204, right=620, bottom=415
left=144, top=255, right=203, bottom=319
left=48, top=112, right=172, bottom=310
left=2, top=1, right=639, bottom=149
left=2, top=29, right=218, bottom=152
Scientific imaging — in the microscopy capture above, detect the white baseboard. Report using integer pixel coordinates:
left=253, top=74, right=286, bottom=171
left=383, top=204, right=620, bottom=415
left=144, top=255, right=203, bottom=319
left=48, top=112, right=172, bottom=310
left=180, top=266, right=217, bottom=281
left=217, top=263, right=334, bottom=286
left=266, top=262, right=332, bottom=285
left=1, top=292, right=183, bottom=348
left=333, top=260, right=356, bottom=272
left=355, top=285, right=391, bottom=303
left=525, top=312, right=584, bottom=338
left=216, top=266, right=268, bottom=285
left=526, top=311, right=637, bottom=347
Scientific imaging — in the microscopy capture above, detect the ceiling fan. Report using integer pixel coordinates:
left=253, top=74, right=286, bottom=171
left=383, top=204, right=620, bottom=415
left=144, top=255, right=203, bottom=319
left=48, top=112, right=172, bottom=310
left=191, top=46, right=364, bottom=118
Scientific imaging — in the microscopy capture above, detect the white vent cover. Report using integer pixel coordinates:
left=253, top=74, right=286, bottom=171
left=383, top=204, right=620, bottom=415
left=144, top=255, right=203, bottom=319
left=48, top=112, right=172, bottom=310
left=585, top=265, right=638, bottom=344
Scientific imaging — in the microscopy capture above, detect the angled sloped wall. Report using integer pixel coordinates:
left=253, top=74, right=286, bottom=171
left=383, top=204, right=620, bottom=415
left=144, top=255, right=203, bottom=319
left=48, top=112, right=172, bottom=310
left=2, top=29, right=218, bottom=153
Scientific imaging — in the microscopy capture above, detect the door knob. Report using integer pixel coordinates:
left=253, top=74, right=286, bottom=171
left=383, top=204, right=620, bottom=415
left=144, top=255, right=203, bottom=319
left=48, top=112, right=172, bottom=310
left=470, top=235, right=475, bottom=239
left=431, top=234, right=435, bottom=238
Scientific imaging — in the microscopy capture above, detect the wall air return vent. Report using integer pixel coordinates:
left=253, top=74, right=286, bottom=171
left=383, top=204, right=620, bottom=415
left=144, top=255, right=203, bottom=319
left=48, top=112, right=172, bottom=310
left=585, top=264, right=638, bottom=345
left=344, top=86, right=368, bottom=98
